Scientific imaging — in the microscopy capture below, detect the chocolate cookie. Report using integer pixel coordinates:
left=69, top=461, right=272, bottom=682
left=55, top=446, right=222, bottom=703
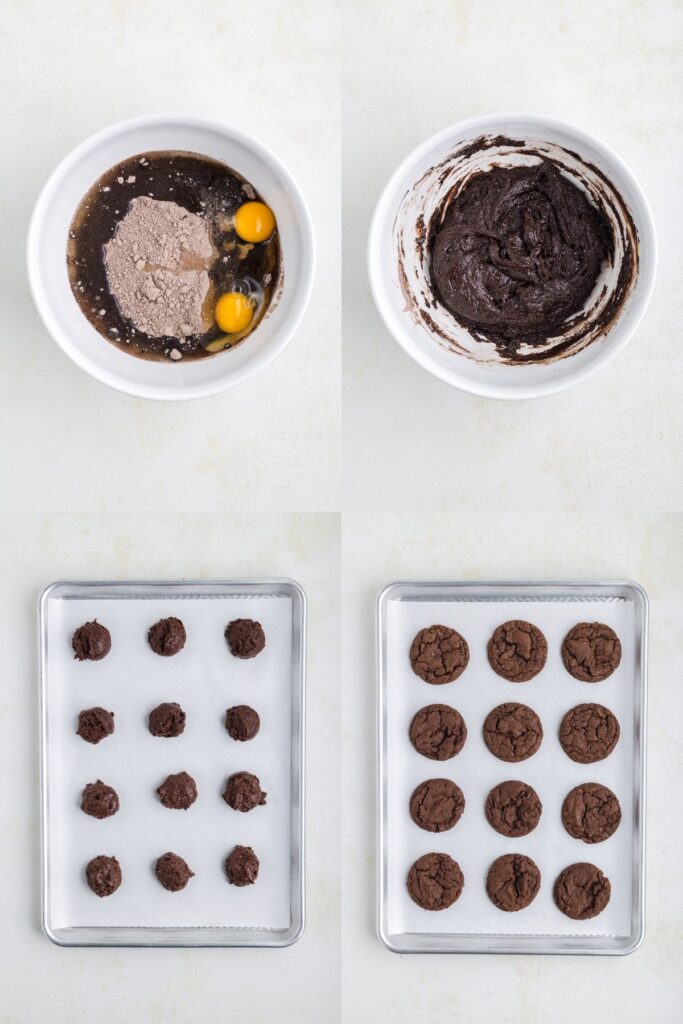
left=562, top=783, right=621, bottom=843
left=409, top=778, right=465, bottom=832
left=225, top=845, right=259, bottom=886
left=72, top=620, right=111, bottom=661
left=225, top=618, right=266, bottom=659
left=148, top=616, right=186, bottom=657
left=554, top=862, right=611, bottom=919
left=85, top=855, right=121, bottom=897
left=157, top=771, right=198, bottom=810
left=562, top=622, right=622, bottom=681
left=485, top=780, right=542, bottom=837
left=409, top=704, right=467, bottom=760
left=148, top=702, right=186, bottom=737
left=559, top=703, right=620, bottom=763
left=81, top=780, right=120, bottom=819
left=486, top=854, right=541, bottom=912
left=77, top=706, right=115, bottom=744
left=409, top=625, right=469, bottom=684
left=487, top=620, right=547, bottom=682
left=155, top=852, right=194, bottom=892
left=225, top=705, right=260, bottom=742
left=407, top=852, right=464, bottom=911
left=483, top=703, right=543, bottom=762
left=223, top=771, right=267, bottom=812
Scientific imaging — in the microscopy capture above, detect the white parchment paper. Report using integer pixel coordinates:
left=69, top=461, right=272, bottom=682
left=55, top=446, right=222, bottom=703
left=384, top=596, right=637, bottom=938
left=44, top=591, right=294, bottom=931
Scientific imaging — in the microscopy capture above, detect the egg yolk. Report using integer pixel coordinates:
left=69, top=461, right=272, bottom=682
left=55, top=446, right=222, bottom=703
left=214, top=292, right=254, bottom=334
left=234, top=201, right=276, bottom=243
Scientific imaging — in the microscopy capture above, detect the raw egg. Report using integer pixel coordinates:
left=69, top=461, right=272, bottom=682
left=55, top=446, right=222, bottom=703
left=234, top=201, right=276, bottom=243
left=214, top=292, right=254, bottom=334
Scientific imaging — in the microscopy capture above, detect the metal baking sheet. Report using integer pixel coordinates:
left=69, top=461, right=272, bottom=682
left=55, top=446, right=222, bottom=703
left=377, top=580, right=647, bottom=955
left=40, top=579, right=305, bottom=947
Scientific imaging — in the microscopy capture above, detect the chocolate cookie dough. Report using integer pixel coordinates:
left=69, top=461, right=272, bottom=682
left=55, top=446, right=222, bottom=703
left=157, top=771, right=198, bottom=809
left=486, top=854, right=541, bottom=912
left=85, top=855, right=121, bottom=897
left=554, top=862, right=611, bottom=919
left=483, top=703, right=543, bottom=762
left=225, top=704, right=260, bottom=741
left=409, top=704, right=467, bottom=760
left=562, top=622, right=622, bottom=681
left=562, top=783, right=621, bottom=843
left=409, top=625, right=469, bottom=684
left=155, top=852, right=195, bottom=892
left=148, top=702, right=186, bottom=737
left=429, top=160, right=612, bottom=354
left=72, top=620, right=111, bottom=661
left=223, top=771, right=267, bottom=812
left=407, top=852, right=464, bottom=911
left=225, top=845, right=259, bottom=886
left=148, top=616, right=186, bottom=656
left=487, top=620, right=547, bottom=682
left=409, top=778, right=465, bottom=833
left=225, top=618, right=266, bottom=659
left=560, top=703, right=620, bottom=763
left=77, top=706, right=115, bottom=744
left=485, top=780, right=542, bottom=837
left=81, top=780, right=120, bottom=819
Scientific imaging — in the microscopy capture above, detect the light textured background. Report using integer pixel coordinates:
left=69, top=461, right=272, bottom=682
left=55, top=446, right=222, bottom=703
left=0, top=1, right=340, bottom=1022
left=342, top=1, right=682, bottom=1022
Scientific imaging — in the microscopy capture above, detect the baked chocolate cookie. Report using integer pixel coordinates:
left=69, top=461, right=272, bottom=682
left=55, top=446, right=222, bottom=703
left=225, top=705, right=261, bottom=742
left=562, top=622, right=621, bottom=682
left=409, top=778, right=465, bottom=832
left=559, top=703, right=620, bottom=763
left=487, top=620, right=548, bottom=682
left=409, top=625, right=469, bottom=684
left=554, top=862, right=611, bottom=919
left=72, top=620, right=111, bottom=661
left=409, top=704, right=467, bottom=760
left=156, top=771, right=198, bottom=810
left=77, top=706, right=115, bottom=744
left=81, top=780, right=120, bottom=819
left=148, top=702, right=186, bottom=737
left=223, top=771, right=267, bottom=812
left=155, top=852, right=194, bottom=892
left=483, top=703, right=543, bottom=762
left=562, top=783, right=621, bottom=843
left=486, top=854, right=541, bottom=912
left=225, top=845, right=259, bottom=886
left=485, top=780, right=542, bottom=837
left=85, top=855, right=121, bottom=897
left=225, top=618, right=266, bottom=659
left=407, top=852, right=464, bottom=911
left=148, top=616, right=186, bottom=657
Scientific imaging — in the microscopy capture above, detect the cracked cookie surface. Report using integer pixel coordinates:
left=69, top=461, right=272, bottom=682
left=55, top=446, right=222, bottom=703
left=485, top=780, right=542, bottom=837
left=409, top=704, right=467, bottom=760
left=407, top=852, right=464, bottom=910
left=562, top=782, right=621, bottom=842
left=409, top=625, right=469, bottom=684
left=560, top=703, right=620, bottom=763
left=487, top=620, right=547, bottom=682
left=409, top=778, right=465, bottom=832
left=562, top=621, right=621, bottom=681
left=483, top=703, right=543, bottom=762
left=554, top=862, right=611, bottom=919
left=486, top=854, right=541, bottom=911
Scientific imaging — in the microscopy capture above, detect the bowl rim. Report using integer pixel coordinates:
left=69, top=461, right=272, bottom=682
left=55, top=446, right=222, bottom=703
left=27, top=112, right=316, bottom=402
left=367, top=111, right=658, bottom=400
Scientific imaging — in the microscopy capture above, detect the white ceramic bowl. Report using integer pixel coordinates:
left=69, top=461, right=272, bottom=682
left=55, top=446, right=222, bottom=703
left=368, top=114, right=656, bottom=399
left=28, top=115, right=315, bottom=400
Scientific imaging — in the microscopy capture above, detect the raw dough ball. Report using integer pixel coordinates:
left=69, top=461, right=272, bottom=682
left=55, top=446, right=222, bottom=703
left=72, top=620, right=111, bottom=661
left=156, top=771, right=198, bottom=810
left=225, top=618, right=266, bottom=659
left=81, top=780, right=120, bottom=819
left=148, top=702, right=186, bottom=737
left=148, top=617, right=186, bottom=656
left=223, top=772, right=267, bottom=812
left=225, top=705, right=261, bottom=741
left=85, top=855, right=122, bottom=897
left=77, top=706, right=115, bottom=744
left=155, top=852, right=195, bottom=891
left=225, top=845, right=259, bottom=886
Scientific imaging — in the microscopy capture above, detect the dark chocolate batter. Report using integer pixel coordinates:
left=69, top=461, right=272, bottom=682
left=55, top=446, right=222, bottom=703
left=225, top=845, right=260, bottom=886
left=430, top=161, right=612, bottom=353
left=223, top=771, right=267, bottom=812
left=155, top=852, right=195, bottom=891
